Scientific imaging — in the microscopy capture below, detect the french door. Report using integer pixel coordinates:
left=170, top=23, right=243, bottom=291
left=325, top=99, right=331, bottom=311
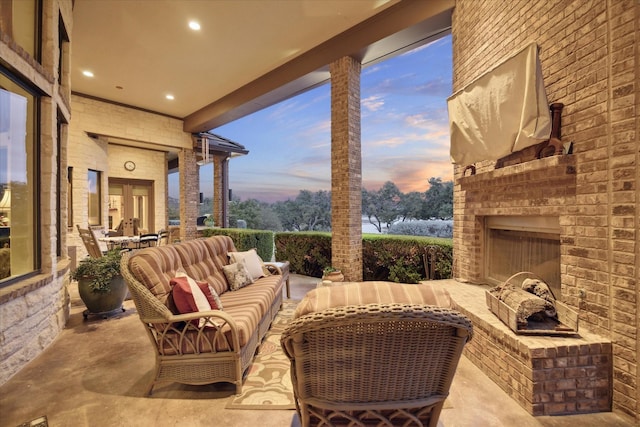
left=108, top=178, right=154, bottom=234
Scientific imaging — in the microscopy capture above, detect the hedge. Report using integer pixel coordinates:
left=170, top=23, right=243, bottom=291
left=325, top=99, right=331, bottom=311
left=202, top=228, right=274, bottom=262
left=274, top=232, right=452, bottom=283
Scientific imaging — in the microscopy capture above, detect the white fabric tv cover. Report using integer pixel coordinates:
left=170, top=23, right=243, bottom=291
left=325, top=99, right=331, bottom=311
left=448, top=43, right=552, bottom=165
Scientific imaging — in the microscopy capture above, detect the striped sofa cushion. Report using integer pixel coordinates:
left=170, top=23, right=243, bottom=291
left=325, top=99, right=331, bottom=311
left=174, top=238, right=233, bottom=296
left=128, top=245, right=184, bottom=304
left=128, top=236, right=237, bottom=304
left=158, top=276, right=283, bottom=354
left=294, top=281, right=452, bottom=318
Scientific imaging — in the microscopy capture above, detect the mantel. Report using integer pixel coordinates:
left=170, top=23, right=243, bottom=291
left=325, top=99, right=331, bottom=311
left=458, top=155, right=576, bottom=190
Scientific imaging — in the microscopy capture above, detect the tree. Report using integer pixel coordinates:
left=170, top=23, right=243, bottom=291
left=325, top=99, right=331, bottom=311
left=362, top=181, right=402, bottom=232
left=228, top=198, right=260, bottom=229
left=258, top=203, right=283, bottom=231
left=424, top=178, right=453, bottom=219
left=273, top=190, right=332, bottom=231
left=398, top=191, right=427, bottom=221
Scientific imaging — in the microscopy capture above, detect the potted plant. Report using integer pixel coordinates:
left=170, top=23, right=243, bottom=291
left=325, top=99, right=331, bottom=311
left=71, top=250, right=127, bottom=319
left=322, top=266, right=344, bottom=282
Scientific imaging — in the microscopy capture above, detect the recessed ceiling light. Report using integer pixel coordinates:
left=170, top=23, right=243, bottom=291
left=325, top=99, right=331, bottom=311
left=82, top=70, right=94, bottom=77
left=188, top=21, right=201, bottom=31
left=166, top=94, right=175, bottom=100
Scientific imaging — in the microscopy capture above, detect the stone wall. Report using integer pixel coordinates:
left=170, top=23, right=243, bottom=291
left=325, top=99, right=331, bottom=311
left=0, top=264, right=71, bottom=385
left=68, top=95, right=190, bottom=257
left=0, top=0, right=74, bottom=386
left=452, top=0, right=638, bottom=419
left=107, top=144, right=168, bottom=233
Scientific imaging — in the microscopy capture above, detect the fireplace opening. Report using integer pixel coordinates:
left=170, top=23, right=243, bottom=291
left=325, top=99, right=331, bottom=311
left=485, top=216, right=561, bottom=298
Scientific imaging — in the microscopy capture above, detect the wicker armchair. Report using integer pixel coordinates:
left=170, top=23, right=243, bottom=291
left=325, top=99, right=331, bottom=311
left=281, top=303, right=473, bottom=427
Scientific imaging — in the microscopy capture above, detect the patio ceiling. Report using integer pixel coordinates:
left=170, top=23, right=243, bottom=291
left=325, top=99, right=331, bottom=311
left=71, top=0, right=453, bottom=133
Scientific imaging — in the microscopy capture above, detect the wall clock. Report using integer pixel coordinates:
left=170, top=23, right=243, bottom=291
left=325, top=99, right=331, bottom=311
left=124, top=161, right=136, bottom=171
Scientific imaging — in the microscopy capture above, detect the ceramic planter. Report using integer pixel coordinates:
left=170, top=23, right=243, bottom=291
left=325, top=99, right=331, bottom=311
left=77, top=275, right=127, bottom=319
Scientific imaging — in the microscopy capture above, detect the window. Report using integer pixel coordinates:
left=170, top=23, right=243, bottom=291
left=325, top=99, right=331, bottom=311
left=56, top=115, right=67, bottom=256
left=87, top=170, right=101, bottom=226
left=0, top=0, right=41, bottom=60
left=0, top=70, right=39, bottom=283
left=67, top=167, right=73, bottom=228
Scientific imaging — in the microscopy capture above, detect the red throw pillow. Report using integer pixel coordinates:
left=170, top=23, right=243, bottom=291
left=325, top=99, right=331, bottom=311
left=170, top=275, right=223, bottom=327
left=198, top=282, right=223, bottom=310
left=170, top=276, right=208, bottom=314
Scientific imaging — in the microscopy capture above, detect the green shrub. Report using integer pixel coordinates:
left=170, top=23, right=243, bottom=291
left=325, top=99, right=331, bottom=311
left=274, top=232, right=331, bottom=277
left=71, top=249, right=123, bottom=293
left=274, top=232, right=452, bottom=281
left=362, top=235, right=452, bottom=283
left=202, top=228, right=274, bottom=261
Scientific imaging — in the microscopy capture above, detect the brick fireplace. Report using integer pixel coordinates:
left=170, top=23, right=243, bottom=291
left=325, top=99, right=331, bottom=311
left=450, top=153, right=613, bottom=415
left=455, top=154, right=576, bottom=289
left=451, top=0, right=638, bottom=421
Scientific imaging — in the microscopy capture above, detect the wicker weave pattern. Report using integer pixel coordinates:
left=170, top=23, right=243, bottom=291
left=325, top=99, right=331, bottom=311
left=120, top=236, right=285, bottom=395
left=281, top=303, right=473, bottom=427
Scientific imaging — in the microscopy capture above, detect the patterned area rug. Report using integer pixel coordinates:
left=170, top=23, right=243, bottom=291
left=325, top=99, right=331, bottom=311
left=226, top=301, right=298, bottom=410
left=17, top=416, right=48, bottom=427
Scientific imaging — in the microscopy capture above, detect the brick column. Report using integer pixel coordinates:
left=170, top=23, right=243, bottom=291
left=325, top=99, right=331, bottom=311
left=213, top=154, right=229, bottom=228
left=178, top=148, right=199, bottom=240
left=330, top=56, right=362, bottom=281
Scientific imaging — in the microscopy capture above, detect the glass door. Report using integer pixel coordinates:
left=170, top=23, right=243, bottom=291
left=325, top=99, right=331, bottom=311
left=108, top=179, right=154, bottom=235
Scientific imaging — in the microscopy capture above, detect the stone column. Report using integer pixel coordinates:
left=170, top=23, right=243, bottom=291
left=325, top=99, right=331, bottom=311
left=178, top=148, right=199, bottom=240
left=330, top=56, right=362, bottom=281
left=213, top=154, right=230, bottom=228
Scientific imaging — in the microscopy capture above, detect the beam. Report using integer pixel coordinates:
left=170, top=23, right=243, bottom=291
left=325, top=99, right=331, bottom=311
left=183, top=0, right=453, bottom=132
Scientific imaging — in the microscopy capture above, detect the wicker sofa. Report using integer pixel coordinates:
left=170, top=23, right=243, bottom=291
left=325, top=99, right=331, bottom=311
left=120, top=235, right=285, bottom=395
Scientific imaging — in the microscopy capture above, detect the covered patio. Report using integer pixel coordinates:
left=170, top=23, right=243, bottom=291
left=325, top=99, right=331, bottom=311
left=0, top=0, right=638, bottom=424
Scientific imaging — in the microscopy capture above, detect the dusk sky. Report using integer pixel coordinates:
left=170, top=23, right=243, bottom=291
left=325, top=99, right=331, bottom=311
left=172, top=34, right=453, bottom=203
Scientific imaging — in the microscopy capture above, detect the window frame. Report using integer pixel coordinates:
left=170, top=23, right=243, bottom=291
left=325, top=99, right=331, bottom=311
left=87, top=169, right=102, bottom=226
left=0, top=66, right=41, bottom=287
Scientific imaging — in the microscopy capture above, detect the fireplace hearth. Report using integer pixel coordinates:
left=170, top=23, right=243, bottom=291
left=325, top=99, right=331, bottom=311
left=444, top=280, right=611, bottom=416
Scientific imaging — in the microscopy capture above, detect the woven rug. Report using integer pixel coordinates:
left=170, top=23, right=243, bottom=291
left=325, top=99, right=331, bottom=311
left=226, top=301, right=298, bottom=410
left=17, top=416, right=48, bottom=427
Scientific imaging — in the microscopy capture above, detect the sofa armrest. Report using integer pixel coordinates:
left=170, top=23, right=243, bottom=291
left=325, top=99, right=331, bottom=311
left=146, top=309, right=242, bottom=355
left=263, top=262, right=282, bottom=275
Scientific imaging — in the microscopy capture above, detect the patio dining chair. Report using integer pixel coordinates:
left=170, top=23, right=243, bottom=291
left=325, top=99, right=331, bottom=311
left=89, top=225, right=109, bottom=254
left=77, top=225, right=104, bottom=259
left=137, top=233, right=159, bottom=248
left=156, top=229, right=169, bottom=246
left=281, top=303, right=473, bottom=427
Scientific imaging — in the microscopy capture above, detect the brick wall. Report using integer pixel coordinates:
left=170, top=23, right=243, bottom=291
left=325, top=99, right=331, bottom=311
left=452, top=0, right=638, bottom=419
left=450, top=283, right=611, bottom=416
left=179, top=148, right=199, bottom=241
left=212, top=154, right=229, bottom=228
left=330, top=56, right=363, bottom=281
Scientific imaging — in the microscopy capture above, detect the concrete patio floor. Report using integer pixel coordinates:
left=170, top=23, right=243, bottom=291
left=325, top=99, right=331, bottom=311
left=0, top=274, right=633, bottom=427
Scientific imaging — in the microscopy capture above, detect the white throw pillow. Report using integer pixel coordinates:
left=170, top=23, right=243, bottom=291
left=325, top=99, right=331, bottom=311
left=228, top=249, right=264, bottom=280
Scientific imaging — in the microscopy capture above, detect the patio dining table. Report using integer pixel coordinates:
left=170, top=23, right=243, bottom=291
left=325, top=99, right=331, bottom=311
left=99, top=235, right=140, bottom=250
